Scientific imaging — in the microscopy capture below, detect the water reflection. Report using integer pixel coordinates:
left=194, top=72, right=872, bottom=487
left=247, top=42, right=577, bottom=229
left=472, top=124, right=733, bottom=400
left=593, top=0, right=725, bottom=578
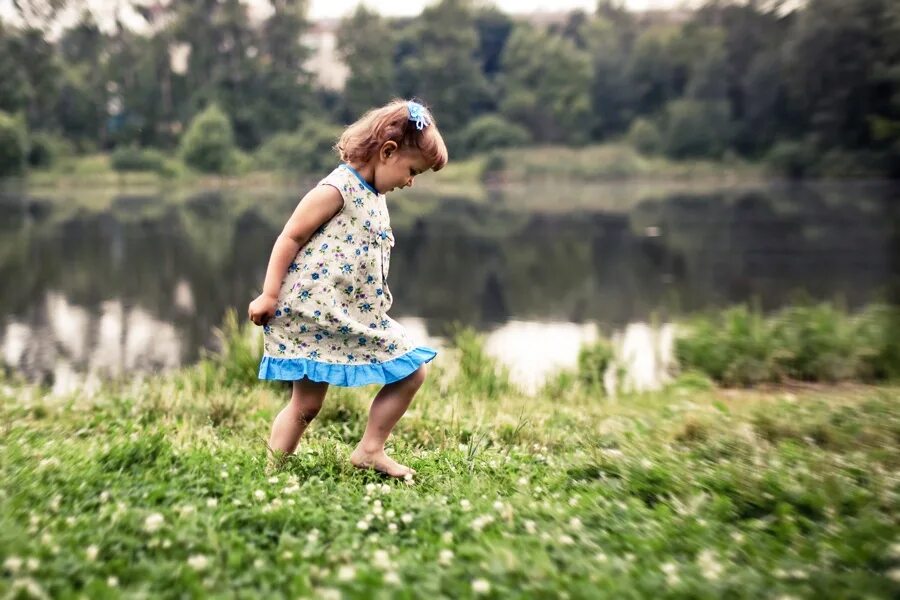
left=1, top=182, right=896, bottom=390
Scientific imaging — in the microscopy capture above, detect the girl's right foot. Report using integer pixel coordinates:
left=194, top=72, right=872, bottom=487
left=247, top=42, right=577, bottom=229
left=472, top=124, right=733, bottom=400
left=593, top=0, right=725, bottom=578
left=349, top=446, right=416, bottom=479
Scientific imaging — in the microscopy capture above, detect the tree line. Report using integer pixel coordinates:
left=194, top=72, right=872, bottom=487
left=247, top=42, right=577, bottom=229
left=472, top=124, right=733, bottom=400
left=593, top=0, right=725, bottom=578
left=0, top=0, right=897, bottom=178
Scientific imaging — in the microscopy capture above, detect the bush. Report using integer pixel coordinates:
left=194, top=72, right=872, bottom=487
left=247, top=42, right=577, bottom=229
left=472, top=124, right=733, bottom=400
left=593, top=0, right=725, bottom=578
left=110, top=146, right=168, bottom=173
left=577, top=338, right=613, bottom=390
left=0, top=111, right=27, bottom=177
left=180, top=104, right=237, bottom=174
left=27, top=132, right=74, bottom=168
left=661, top=99, right=731, bottom=159
left=255, top=122, right=341, bottom=174
left=626, top=118, right=662, bottom=155
left=676, top=303, right=899, bottom=386
left=765, top=140, right=817, bottom=179
left=451, top=326, right=512, bottom=398
left=457, top=114, right=531, bottom=156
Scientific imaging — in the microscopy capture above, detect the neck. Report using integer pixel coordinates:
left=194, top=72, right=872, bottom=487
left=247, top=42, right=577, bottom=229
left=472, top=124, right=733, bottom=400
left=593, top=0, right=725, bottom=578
left=348, top=160, right=377, bottom=189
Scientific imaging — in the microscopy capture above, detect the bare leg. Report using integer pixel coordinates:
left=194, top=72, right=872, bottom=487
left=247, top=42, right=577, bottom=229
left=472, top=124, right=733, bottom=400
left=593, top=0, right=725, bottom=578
left=350, top=365, right=427, bottom=478
left=267, top=378, right=329, bottom=469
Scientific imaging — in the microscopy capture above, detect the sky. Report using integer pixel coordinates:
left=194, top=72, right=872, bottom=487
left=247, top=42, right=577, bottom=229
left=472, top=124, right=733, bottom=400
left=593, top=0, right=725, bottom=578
left=0, top=1, right=700, bottom=32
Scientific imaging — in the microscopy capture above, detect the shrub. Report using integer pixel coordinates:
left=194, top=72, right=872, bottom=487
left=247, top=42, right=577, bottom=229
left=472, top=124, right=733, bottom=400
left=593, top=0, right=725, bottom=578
left=626, top=117, right=662, bottom=155
left=576, top=338, right=613, bottom=390
left=255, top=122, right=341, bottom=174
left=0, top=111, right=27, bottom=177
left=180, top=104, right=237, bottom=174
left=27, top=132, right=74, bottom=168
left=457, top=114, right=531, bottom=156
left=765, top=140, right=817, bottom=179
left=661, top=99, right=731, bottom=159
left=110, top=146, right=168, bottom=173
left=451, top=326, right=512, bottom=398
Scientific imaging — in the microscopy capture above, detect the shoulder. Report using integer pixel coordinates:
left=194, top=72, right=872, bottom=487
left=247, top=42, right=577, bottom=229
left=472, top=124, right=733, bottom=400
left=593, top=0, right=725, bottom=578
left=317, top=165, right=350, bottom=194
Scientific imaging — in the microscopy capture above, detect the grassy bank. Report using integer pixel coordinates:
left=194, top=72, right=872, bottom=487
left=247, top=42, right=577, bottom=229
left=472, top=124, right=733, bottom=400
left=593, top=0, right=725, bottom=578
left=5, top=143, right=765, bottom=197
left=1, top=321, right=898, bottom=598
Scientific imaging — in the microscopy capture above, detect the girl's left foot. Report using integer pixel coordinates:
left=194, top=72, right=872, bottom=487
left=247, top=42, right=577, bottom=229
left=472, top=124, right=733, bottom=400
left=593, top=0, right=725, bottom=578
left=350, top=446, right=416, bottom=479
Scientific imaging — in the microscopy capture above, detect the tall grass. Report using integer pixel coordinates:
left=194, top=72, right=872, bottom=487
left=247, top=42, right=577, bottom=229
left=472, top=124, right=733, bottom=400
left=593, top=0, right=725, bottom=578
left=676, top=303, right=900, bottom=386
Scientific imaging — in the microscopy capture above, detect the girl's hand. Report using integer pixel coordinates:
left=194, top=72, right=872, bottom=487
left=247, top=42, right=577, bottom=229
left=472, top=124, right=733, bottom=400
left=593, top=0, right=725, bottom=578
left=248, top=293, right=278, bottom=326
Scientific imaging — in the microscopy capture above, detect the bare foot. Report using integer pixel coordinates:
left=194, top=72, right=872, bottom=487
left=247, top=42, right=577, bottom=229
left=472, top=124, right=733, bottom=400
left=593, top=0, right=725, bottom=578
left=350, top=447, right=417, bottom=479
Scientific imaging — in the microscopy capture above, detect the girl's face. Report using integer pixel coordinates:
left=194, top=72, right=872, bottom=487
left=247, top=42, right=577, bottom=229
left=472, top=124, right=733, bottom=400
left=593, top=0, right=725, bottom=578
left=374, top=144, right=431, bottom=194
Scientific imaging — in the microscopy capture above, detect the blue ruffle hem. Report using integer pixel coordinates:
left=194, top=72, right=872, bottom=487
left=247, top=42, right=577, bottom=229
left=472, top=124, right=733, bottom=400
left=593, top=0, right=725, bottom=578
left=258, top=347, right=437, bottom=387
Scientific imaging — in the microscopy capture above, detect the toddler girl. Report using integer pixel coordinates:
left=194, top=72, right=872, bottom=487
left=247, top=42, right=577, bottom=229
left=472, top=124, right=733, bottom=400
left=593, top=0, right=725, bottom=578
left=248, top=99, right=448, bottom=479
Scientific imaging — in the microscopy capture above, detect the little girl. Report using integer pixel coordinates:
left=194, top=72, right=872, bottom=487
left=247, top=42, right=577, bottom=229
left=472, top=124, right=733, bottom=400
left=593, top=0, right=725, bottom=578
left=248, top=99, right=448, bottom=479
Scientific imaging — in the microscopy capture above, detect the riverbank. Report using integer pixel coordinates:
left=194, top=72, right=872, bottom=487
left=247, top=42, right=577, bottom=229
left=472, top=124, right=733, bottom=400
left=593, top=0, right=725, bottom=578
left=1, top=331, right=898, bottom=597
left=2, top=142, right=766, bottom=198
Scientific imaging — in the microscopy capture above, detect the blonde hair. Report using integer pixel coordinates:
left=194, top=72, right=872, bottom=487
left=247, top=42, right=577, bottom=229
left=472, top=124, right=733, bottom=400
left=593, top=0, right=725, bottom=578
left=336, top=98, right=449, bottom=172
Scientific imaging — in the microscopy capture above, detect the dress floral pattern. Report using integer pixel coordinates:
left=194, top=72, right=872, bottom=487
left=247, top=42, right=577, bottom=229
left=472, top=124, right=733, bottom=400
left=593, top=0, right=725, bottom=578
left=258, top=164, right=436, bottom=386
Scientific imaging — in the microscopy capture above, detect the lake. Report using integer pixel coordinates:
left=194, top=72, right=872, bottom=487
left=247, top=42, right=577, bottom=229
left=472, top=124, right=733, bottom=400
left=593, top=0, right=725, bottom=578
left=1, top=180, right=897, bottom=393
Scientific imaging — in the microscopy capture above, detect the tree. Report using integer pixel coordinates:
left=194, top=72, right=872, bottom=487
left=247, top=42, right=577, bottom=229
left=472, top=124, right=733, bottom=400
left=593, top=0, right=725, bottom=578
left=180, top=104, right=236, bottom=173
left=0, top=111, right=28, bottom=177
left=500, top=24, right=592, bottom=144
left=395, top=0, right=490, bottom=138
left=336, top=6, right=396, bottom=119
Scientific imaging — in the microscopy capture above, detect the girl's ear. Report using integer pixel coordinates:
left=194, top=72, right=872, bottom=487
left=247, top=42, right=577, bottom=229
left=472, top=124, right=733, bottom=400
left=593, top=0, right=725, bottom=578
left=380, top=140, right=399, bottom=161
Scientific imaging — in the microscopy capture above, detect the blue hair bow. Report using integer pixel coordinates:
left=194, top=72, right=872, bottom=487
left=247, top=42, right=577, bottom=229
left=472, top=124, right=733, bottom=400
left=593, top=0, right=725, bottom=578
left=407, top=101, right=431, bottom=130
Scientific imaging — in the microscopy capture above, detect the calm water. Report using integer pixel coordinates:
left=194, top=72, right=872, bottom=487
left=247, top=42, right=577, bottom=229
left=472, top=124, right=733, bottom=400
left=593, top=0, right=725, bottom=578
left=1, top=181, right=897, bottom=391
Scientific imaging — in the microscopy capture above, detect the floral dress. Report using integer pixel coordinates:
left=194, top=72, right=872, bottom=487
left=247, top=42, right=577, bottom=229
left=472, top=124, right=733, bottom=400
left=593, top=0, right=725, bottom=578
left=258, top=163, right=436, bottom=386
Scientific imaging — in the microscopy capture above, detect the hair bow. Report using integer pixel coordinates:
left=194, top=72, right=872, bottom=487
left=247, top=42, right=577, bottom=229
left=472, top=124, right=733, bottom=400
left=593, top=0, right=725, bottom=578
left=407, top=101, right=431, bottom=130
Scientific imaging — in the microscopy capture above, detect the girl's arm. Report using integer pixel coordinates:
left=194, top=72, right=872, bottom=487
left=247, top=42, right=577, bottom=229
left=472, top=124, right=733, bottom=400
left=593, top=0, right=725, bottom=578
left=248, top=185, right=343, bottom=326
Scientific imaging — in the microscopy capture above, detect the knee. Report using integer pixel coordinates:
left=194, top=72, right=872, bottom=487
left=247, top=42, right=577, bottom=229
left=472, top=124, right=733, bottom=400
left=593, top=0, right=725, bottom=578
left=291, top=397, right=323, bottom=423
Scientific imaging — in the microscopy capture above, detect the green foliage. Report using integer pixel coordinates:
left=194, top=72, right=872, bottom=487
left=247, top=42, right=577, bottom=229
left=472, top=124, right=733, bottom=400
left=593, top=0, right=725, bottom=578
left=0, top=110, right=27, bottom=177
left=661, top=99, right=731, bottom=159
left=457, top=114, right=531, bottom=156
left=26, top=131, right=74, bottom=168
left=500, top=24, right=592, bottom=144
left=577, top=338, right=613, bottom=390
left=110, top=146, right=168, bottom=174
left=203, top=308, right=264, bottom=390
left=179, top=104, right=237, bottom=174
left=676, top=303, right=900, bottom=386
left=626, top=117, right=662, bottom=155
left=254, top=123, right=342, bottom=174
left=450, top=326, right=512, bottom=398
left=336, top=6, right=395, bottom=118
left=765, top=140, right=818, bottom=179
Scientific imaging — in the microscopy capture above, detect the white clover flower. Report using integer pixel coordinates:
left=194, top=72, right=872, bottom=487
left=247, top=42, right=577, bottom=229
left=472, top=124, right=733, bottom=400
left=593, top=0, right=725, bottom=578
left=144, top=513, right=164, bottom=533
left=697, top=550, right=723, bottom=580
left=86, top=545, right=100, bottom=561
left=569, top=497, right=579, bottom=507
left=472, top=578, right=491, bottom=594
left=380, top=483, right=391, bottom=494
left=99, top=490, right=111, bottom=503
left=569, top=517, right=583, bottom=530
left=441, top=531, right=454, bottom=544
left=366, top=483, right=377, bottom=493
left=661, top=562, right=680, bottom=586
left=337, top=565, right=356, bottom=581
left=388, top=523, right=397, bottom=533
left=401, top=513, right=413, bottom=524
left=460, top=499, right=471, bottom=511
left=470, top=514, right=495, bottom=532
left=253, top=490, right=266, bottom=501
left=373, top=505, right=383, bottom=516
left=356, top=520, right=369, bottom=531
left=493, top=500, right=504, bottom=511
left=107, top=576, right=119, bottom=587
left=518, top=477, right=529, bottom=486
left=595, top=552, right=608, bottom=563
left=282, top=551, right=294, bottom=560
left=282, top=485, right=300, bottom=495
left=253, top=558, right=265, bottom=569
left=206, top=498, right=218, bottom=508
left=438, top=549, right=454, bottom=566
left=524, top=520, right=537, bottom=534
left=384, top=571, right=401, bottom=585
left=559, top=534, right=574, bottom=545
left=306, top=529, right=320, bottom=543
left=268, top=475, right=279, bottom=484
left=220, top=471, right=229, bottom=479
left=372, top=549, right=392, bottom=569
left=887, top=568, right=900, bottom=583
left=3, top=556, right=22, bottom=573
left=178, top=505, right=196, bottom=517
left=316, top=588, right=341, bottom=600
left=187, top=554, right=209, bottom=571
left=386, top=510, right=396, bottom=519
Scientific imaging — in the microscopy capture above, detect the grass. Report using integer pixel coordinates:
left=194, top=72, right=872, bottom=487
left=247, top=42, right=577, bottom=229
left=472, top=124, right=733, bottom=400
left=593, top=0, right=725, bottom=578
left=1, top=319, right=899, bottom=598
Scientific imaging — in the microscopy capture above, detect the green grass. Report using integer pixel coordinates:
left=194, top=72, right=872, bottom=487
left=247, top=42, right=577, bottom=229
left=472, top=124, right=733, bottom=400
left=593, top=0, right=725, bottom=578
left=2, top=321, right=899, bottom=598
